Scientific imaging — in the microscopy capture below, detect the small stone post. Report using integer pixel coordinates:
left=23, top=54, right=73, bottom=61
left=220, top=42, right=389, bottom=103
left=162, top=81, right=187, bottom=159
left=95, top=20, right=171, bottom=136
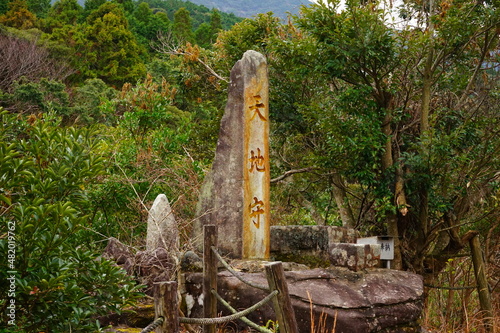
left=242, top=50, right=270, bottom=259
left=146, top=194, right=179, bottom=252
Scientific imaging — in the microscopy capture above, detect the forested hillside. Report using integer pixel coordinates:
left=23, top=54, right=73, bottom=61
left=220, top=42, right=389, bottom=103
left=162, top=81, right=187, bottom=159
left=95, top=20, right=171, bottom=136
left=187, top=0, right=312, bottom=19
left=0, top=0, right=498, bottom=331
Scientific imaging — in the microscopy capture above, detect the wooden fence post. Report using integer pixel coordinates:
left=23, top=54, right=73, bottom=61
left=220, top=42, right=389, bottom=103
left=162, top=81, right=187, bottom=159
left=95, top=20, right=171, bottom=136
left=469, top=235, right=494, bottom=333
left=265, top=262, right=299, bottom=333
left=154, top=281, right=179, bottom=333
left=203, top=225, right=218, bottom=333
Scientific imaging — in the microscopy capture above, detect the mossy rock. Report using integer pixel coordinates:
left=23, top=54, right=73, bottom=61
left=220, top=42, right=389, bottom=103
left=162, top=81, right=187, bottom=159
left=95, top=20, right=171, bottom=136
left=114, top=328, right=143, bottom=333
left=125, top=303, right=155, bottom=327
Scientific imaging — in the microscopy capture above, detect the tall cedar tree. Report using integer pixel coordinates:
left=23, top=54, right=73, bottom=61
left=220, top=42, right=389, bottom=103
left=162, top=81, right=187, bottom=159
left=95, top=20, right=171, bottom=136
left=83, top=2, right=146, bottom=86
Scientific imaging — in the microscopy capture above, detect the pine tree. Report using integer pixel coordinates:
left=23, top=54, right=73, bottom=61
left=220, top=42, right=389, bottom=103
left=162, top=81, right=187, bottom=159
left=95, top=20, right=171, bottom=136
left=43, top=0, right=83, bottom=32
left=210, top=8, right=222, bottom=36
left=0, top=0, right=8, bottom=15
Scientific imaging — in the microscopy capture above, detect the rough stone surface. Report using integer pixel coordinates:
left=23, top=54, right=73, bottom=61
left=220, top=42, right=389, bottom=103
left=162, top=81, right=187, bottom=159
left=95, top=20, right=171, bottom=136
left=124, top=248, right=176, bottom=295
left=102, top=235, right=177, bottom=296
left=103, top=237, right=132, bottom=265
left=229, top=259, right=310, bottom=273
left=180, top=250, right=203, bottom=272
left=329, top=243, right=381, bottom=271
left=146, top=194, right=178, bottom=253
left=183, top=267, right=424, bottom=333
left=99, top=302, right=155, bottom=328
left=270, top=225, right=358, bottom=266
left=194, top=50, right=269, bottom=259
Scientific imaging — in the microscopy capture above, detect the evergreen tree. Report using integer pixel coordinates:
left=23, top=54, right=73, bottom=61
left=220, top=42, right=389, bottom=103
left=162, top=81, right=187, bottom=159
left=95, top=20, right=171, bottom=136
left=194, top=8, right=221, bottom=48
left=82, top=0, right=105, bottom=18
left=43, top=0, right=83, bottom=32
left=0, top=0, right=8, bottom=15
left=194, top=22, right=212, bottom=48
left=114, top=0, right=133, bottom=13
left=0, top=0, right=37, bottom=29
left=173, top=7, right=193, bottom=43
left=210, top=8, right=222, bottom=35
left=27, top=0, right=49, bottom=18
left=83, top=2, right=146, bottom=85
left=134, top=1, right=152, bottom=24
left=130, top=1, right=170, bottom=49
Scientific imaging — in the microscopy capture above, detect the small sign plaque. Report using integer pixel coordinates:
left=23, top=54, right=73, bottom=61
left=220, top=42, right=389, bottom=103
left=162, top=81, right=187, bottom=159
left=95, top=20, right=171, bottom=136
left=357, top=236, right=394, bottom=261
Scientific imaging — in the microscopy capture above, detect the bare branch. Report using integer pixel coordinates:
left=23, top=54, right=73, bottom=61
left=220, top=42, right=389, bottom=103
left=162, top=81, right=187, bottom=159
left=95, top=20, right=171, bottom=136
left=270, top=167, right=317, bottom=183
left=153, top=31, right=228, bottom=83
left=0, top=34, right=74, bottom=92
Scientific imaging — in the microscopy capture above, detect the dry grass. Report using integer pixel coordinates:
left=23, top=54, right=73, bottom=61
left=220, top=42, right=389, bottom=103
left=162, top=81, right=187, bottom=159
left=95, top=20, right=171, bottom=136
left=421, top=256, right=499, bottom=333
left=308, top=291, right=337, bottom=333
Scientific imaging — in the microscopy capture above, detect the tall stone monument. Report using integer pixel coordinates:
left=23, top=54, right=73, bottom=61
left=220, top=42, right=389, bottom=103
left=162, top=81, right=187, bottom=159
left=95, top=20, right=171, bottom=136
left=195, top=50, right=270, bottom=259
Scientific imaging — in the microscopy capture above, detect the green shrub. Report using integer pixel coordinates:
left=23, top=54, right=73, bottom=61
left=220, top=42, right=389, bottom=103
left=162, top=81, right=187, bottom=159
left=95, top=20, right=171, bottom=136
left=71, top=78, right=118, bottom=125
left=3, top=78, right=70, bottom=117
left=0, top=110, right=142, bottom=332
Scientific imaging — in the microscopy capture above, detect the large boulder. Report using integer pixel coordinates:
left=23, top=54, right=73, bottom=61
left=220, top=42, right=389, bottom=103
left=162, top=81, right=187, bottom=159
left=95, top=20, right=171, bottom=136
left=183, top=267, right=424, bottom=332
left=102, top=237, right=177, bottom=296
left=125, top=248, right=176, bottom=295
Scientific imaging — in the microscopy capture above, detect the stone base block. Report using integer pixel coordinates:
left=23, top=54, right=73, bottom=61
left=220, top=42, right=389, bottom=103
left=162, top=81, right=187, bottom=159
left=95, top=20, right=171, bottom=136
left=329, top=243, right=381, bottom=271
left=270, top=225, right=358, bottom=266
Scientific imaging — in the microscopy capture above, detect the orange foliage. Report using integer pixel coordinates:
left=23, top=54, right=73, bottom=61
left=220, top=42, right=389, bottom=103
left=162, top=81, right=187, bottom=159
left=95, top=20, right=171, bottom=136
left=0, top=0, right=37, bottom=29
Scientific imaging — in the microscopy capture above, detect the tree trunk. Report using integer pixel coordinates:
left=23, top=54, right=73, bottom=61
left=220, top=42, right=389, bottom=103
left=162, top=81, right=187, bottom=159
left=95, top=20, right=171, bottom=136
left=419, top=48, right=433, bottom=240
left=416, top=0, right=435, bottom=272
left=331, top=172, right=356, bottom=228
left=469, top=235, right=495, bottom=333
left=296, top=193, right=326, bottom=226
left=381, top=103, right=402, bottom=269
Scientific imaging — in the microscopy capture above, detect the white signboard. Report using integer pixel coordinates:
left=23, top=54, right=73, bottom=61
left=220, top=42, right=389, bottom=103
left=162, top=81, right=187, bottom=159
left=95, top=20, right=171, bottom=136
left=357, top=236, right=394, bottom=261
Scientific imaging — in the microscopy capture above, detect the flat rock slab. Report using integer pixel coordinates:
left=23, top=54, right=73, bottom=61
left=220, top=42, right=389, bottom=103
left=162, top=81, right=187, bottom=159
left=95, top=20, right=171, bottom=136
left=184, top=267, right=423, bottom=332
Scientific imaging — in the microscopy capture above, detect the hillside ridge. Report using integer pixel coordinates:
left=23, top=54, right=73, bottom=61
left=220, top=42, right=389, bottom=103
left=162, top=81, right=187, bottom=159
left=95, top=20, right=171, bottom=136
left=186, top=0, right=313, bottom=19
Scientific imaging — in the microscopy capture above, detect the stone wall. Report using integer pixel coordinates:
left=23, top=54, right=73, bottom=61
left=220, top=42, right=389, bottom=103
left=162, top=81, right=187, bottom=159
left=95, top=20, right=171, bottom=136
left=270, top=225, right=381, bottom=271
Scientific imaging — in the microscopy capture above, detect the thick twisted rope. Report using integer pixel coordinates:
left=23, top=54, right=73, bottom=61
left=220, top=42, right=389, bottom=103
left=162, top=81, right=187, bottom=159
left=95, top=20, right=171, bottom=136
left=179, top=289, right=278, bottom=325
left=212, top=289, right=275, bottom=333
left=140, top=316, right=164, bottom=333
left=211, top=246, right=270, bottom=292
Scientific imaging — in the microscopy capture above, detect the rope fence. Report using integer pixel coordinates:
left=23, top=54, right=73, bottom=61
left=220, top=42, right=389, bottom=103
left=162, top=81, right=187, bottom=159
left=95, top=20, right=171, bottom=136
left=211, top=245, right=270, bottom=292
left=139, top=225, right=298, bottom=333
left=425, top=284, right=479, bottom=290
left=212, top=289, right=276, bottom=333
left=139, top=316, right=164, bottom=333
left=179, top=290, right=278, bottom=325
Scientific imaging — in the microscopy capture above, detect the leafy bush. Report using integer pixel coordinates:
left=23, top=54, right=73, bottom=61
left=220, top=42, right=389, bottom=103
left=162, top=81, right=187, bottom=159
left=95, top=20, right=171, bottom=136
left=117, top=73, right=190, bottom=144
left=71, top=78, right=118, bottom=125
left=83, top=74, right=206, bottom=248
left=0, top=110, right=142, bottom=332
left=4, top=78, right=70, bottom=116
